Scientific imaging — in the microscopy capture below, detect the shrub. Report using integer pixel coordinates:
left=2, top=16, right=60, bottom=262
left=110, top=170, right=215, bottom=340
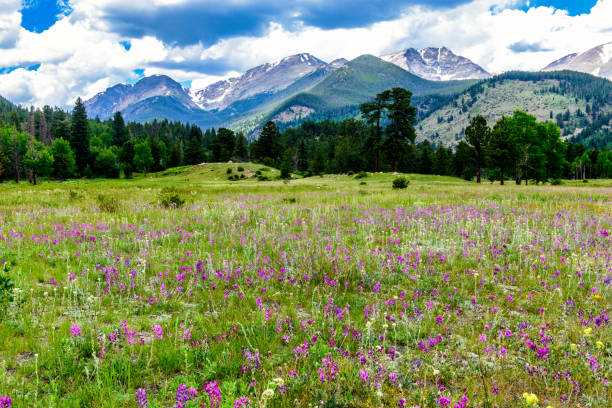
left=582, top=179, right=589, bottom=183
left=359, top=181, right=367, bottom=185
left=240, top=174, right=245, bottom=179
left=0, top=264, right=14, bottom=316
left=487, top=168, right=500, bottom=183
left=226, top=168, right=233, bottom=174
left=392, top=177, right=409, bottom=189
left=347, top=170, right=354, bottom=176
left=258, top=167, right=270, bottom=172
left=122, top=163, right=133, bottom=179
left=69, top=190, right=81, bottom=201
left=550, top=178, right=562, bottom=185
left=96, top=194, right=120, bottom=213
left=255, top=170, right=262, bottom=175
left=237, top=166, right=244, bottom=172
left=158, top=188, right=185, bottom=209
left=354, top=171, right=368, bottom=179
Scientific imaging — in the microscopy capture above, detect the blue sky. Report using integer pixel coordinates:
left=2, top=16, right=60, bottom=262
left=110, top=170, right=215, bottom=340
left=0, top=0, right=609, bottom=106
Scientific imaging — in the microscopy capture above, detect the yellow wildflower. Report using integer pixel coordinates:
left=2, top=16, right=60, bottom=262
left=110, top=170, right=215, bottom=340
left=522, top=393, right=539, bottom=406
left=583, top=327, right=593, bottom=336
left=596, top=341, right=604, bottom=349
left=570, top=343, right=579, bottom=350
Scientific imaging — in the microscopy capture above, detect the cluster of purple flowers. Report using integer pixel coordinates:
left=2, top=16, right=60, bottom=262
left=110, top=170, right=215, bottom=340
left=70, top=323, right=82, bottom=337
left=0, top=395, right=12, bottom=408
left=233, top=396, right=250, bottom=407
left=175, top=383, right=197, bottom=408
left=318, top=354, right=339, bottom=384
left=135, top=388, right=147, bottom=408
left=204, top=381, right=222, bottom=408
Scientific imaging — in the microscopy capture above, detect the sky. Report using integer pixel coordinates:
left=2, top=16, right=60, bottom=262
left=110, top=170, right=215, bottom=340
left=0, top=0, right=610, bottom=108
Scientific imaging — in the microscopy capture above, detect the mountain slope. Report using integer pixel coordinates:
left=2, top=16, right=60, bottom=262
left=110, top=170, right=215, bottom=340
left=259, top=55, right=476, bottom=129
left=309, top=55, right=475, bottom=106
left=417, top=71, right=612, bottom=147
left=542, top=42, right=612, bottom=80
left=191, top=53, right=328, bottom=111
left=84, top=75, right=198, bottom=120
left=381, top=47, right=491, bottom=81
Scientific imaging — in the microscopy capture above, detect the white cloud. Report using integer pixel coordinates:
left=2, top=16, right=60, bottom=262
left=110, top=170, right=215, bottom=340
left=0, top=0, right=610, bottom=108
left=0, top=0, right=21, bottom=48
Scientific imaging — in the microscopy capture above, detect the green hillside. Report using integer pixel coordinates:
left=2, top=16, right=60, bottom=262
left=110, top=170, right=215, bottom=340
left=247, top=55, right=476, bottom=133
left=417, top=70, right=612, bottom=147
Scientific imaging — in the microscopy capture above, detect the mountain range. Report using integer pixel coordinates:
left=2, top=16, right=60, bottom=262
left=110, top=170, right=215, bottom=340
left=542, top=42, right=612, bottom=80
left=381, top=47, right=491, bottom=81
left=61, top=42, right=612, bottom=147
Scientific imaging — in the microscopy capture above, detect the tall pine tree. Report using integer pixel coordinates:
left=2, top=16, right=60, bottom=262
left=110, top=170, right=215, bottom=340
left=70, top=98, right=90, bottom=176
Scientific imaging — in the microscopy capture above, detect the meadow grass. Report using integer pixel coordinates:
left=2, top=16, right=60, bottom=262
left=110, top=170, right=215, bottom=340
left=0, top=165, right=610, bottom=407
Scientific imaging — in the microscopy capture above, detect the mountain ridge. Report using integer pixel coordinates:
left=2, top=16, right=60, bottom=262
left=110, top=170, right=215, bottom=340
left=542, top=41, right=612, bottom=80
left=381, top=46, right=491, bottom=81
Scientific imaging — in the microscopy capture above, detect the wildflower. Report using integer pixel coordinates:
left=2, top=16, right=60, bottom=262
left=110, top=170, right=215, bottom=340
left=596, top=341, right=604, bottom=348
left=205, top=381, right=222, bottom=408
left=233, top=397, right=250, bottom=407
left=135, top=388, right=148, bottom=408
left=0, top=395, right=12, bottom=408
left=260, top=388, right=274, bottom=406
left=152, top=325, right=163, bottom=339
left=318, top=354, right=339, bottom=384
left=571, top=343, right=580, bottom=350
left=522, top=393, right=539, bottom=406
left=359, top=369, right=369, bottom=384
left=70, top=324, right=82, bottom=337
left=175, top=383, right=197, bottom=408
left=583, top=327, right=592, bottom=336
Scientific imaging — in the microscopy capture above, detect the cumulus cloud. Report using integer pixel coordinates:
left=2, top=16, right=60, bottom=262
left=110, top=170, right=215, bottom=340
left=0, top=0, right=610, bottom=108
left=0, top=0, right=21, bottom=48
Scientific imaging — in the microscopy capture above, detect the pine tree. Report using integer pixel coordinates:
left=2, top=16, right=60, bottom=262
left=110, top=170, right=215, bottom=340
left=487, top=116, right=514, bottom=185
left=252, top=122, right=281, bottom=164
left=184, top=134, right=205, bottom=165
left=360, top=90, right=390, bottom=172
left=280, top=149, right=294, bottom=179
left=464, top=115, right=490, bottom=183
left=384, top=88, right=416, bottom=172
left=112, top=111, right=128, bottom=147
left=232, top=132, right=248, bottom=162
left=70, top=98, right=91, bottom=176
left=169, top=140, right=184, bottom=167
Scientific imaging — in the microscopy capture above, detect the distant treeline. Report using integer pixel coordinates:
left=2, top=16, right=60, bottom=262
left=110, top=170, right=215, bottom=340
left=0, top=86, right=611, bottom=184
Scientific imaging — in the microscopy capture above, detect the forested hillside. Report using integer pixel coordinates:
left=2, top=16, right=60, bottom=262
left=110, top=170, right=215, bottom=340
left=418, top=71, right=612, bottom=148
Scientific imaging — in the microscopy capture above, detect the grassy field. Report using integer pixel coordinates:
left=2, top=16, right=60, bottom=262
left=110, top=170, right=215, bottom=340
left=0, top=164, right=610, bottom=407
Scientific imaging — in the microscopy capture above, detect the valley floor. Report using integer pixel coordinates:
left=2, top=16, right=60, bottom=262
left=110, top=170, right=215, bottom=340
left=0, top=165, right=610, bottom=407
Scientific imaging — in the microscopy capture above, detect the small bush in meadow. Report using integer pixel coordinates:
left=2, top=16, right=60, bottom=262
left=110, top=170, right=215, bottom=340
left=226, top=168, right=233, bottom=174
left=550, top=178, right=562, bottom=185
left=354, top=171, right=368, bottom=179
left=237, top=166, right=244, bottom=172
left=96, top=194, right=120, bottom=213
left=392, top=176, right=409, bottom=189
left=158, top=188, right=185, bottom=209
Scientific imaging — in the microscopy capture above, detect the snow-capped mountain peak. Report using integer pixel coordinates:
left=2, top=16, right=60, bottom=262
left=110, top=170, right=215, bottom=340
left=191, top=53, right=328, bottom=111
left=542, top=42, right=612, bottom=80
left=381, top=46, right=491, bottom=81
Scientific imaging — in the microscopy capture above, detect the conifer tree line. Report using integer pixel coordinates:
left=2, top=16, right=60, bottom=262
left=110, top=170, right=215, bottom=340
left=0, top=87, right=611, bottom=184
